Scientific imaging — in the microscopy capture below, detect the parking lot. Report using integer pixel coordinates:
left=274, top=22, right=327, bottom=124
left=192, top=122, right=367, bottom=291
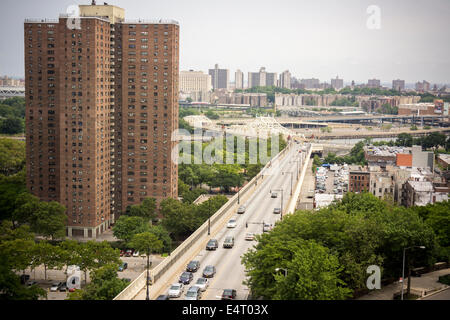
left=315, top=164, right=349, bottom=195
left=19, top=254, right=164, bottom=300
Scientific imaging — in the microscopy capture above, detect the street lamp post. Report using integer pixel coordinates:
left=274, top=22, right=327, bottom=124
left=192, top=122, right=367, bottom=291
left=290, top=159, right=300, bottom=180
left=401, top=245, right=425, bottom=300
left=282, top=171, right=293, bottom=195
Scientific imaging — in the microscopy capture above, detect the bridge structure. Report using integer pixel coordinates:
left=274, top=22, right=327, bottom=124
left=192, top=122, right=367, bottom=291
left=0, top=86, right=25, bottom=100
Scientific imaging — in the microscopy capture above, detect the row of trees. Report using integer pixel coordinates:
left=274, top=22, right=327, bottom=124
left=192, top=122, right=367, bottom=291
left=242, top=193, right=448, bottom=300
left=0, top=220, right=125, bottom=300
left=371, top=132, right=449, bottom=151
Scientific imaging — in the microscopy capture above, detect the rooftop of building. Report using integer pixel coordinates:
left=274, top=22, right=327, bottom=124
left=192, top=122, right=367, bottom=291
left=364, top=145, right=411, bottom=157
left=438, top=154, right=450, bottom=163
left=407, top=180, right=434, bottom=192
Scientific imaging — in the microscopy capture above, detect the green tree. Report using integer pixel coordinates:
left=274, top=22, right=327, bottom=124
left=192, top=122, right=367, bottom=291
left=0, top=138, right=25, bottom=175
left=396, top=133, right=413, bottom=147
left=128, top=198, right=157, bottom=221
left=67, top=264, right=128, bottom=300
left=0, top=117, right=24, bottom=134
left=31, top=201, right=67, bottom=240
left=112, top=215, right=150, bottom=243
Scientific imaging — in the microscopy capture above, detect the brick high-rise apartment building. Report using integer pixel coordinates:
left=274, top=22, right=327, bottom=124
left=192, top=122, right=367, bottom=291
left=24, top=2, right=179, bottom=238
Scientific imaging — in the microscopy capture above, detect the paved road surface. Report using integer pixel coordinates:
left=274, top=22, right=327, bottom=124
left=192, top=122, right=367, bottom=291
left=154, top=143, right=303, bottom=300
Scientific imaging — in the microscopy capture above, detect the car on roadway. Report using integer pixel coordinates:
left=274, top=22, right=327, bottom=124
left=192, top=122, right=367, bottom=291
left=58, top=282, right=67, bottom=292
left=168, top=283, right=184, bottom=298
left=223, top=236, right=234, bottom=248
left=186, top=260, right=200, bottom=272
left=237, top=205, right=246, bottom=214
left=184, top=286, right=202, bottom=300
left=50, top=282, right=62, bottom=292
left=118, top=262, right=128, bottom=271
left=156, top=294, right=169, bottom=300
left=271, top=192, right=278, bottom=198
left=179, top=272, right=193, bottom=285
left=26, top=280, right=38, bottom=287
left=263, top=223, right=273, bottom=232
left=206, top=239, right=218, bottom=250
left=227, top=219, right=237, bottom=228
left=195, top=277, right=209, bottom=291
left=273, top=207, right=281, bottom=214
left=202, top=265, right=216, bottom=278
left=245, top=232, right=255, bottom=241
left=221, top=289, right=237, bottom=300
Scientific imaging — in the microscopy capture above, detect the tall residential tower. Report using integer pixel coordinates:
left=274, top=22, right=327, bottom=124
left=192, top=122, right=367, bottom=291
left=24, top=2, right=179, bottom=238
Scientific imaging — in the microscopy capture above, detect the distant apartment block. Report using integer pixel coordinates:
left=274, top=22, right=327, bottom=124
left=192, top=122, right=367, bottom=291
left=179, top=70, right=211, bottom=102
left=0, top=75, right=25, bottom=87
left=330, top=76, right=343, bottom=90
left=279, top=70, right=291, bottom=89
left=415, top=80, right=431, bottom=92
left=235, top=69, right=244, bottom=90
left=392, top=79, right=405, bottom=91
left=248, top=67, right=277, bottom=88
left=348, top=166, right=370, bottom=193
left=24, top=3, right=179, bottom=238
left=398, top=103, right=437, bottom=116
left=367, top=79, right=381, bottom=88
left=300, top=78, right=320, bottom=89
left=208, top=64, right=229, bottom=90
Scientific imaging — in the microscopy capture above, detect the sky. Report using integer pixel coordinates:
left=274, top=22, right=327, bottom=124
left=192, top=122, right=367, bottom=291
left=1, top=0, right=449, bottom=84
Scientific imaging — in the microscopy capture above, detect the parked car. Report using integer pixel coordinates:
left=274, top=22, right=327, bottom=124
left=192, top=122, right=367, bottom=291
left=132, top=251, right=140, bottom=257
left=227, top=219, right=237, bottom=228
left=179, top=272, right=193, bottom=285
left=120, top=250, right=125, bottom=257
left=156, top=294, right=169, bottom=300
left=186, top=260, right=200, bottom=272
left=125, top=249, right=133, bottom=257
left=26, top=280, right=38, bottom=287
left=50, top=282, right=62, bottom=292
left=184, top=286, right=202, bottom=300
left=202, top=265, right=216, bottom=278
left=237, top=205, right=246, bottom=214
left=221, top=289, right=237, bottom=300
left=245, top=233, right=255, bottom=241
left=195, top=277, right=209, bottom=291
left=58, top=282, right=67, bottom=292
left=118, top=262, right=128, bottom=271
left=206, top=239, right=218, bottom=250
left=273, top=207, right=281, bottom=214
left=223, top=236, right=234, bottom=248
left=271, top=192, right=278, bottom=198
left=168, top=283, right=184, bottom=298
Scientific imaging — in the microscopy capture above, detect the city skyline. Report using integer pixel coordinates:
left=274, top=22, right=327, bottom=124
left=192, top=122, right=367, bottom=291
left=1, top=0, right=449, bottom=83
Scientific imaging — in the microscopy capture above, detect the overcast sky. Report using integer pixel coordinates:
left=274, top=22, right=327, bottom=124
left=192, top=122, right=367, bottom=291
left=1, top=0, right=449, bottom=84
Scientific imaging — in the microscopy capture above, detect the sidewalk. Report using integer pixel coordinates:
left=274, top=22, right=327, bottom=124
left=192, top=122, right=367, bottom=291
left=357, top=268, right=450, bottom=300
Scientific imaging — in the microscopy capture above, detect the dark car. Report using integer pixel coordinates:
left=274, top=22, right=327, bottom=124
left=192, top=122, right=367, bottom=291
left=58, top=282, right=67, bottom=292
left=186, top=260, right=200, bottom=272
left=118, top=262, right=128, bottom=271
left=221, top=289, right=237, bottom=300
left=26, top=280, right=38, bottom=287
left=206, top=239, right=218, bottom=251
left=156, top=294, right=169, bottom=300
left=179, top=272, right=193, bottom=285
left=124, top=249, right=133, bottom=257
left=202, top=265, right=216, bottom=278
